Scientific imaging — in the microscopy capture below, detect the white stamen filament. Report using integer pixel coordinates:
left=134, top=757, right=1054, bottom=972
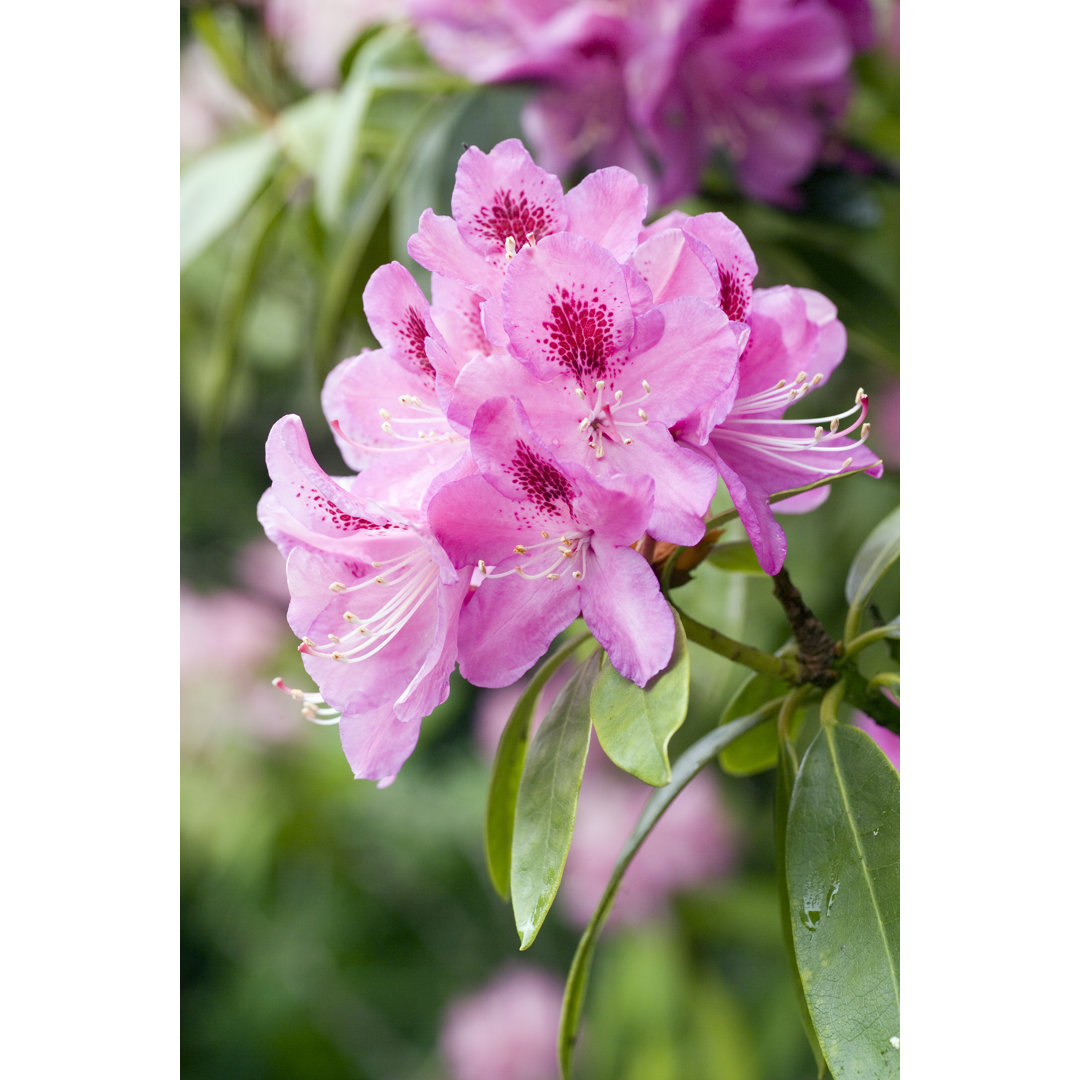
left=575, top=377, right=654, bottom=457
left=272, top=677, right=341, bottom=725
left=478, top=530, right=590, bottom=583
left=300, top=557, right=440, bottom=665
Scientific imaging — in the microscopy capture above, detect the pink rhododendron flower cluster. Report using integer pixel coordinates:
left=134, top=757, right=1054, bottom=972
left=259, top=139, right=878, bottom=783
left=406, top=0, right=877, bottom=205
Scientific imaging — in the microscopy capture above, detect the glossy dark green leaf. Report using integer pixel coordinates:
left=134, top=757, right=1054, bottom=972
left=707, top=541, right=768, bottom=575
left=844, top=507, right=900, bottom=633
left=718, top=667, right=795, bottom=777
left=511, top=652, right=600, bottom=949
left=558, top=705, right=776, bottom=1079
left=589, top=608, right=688, bottom=786
left=180, top=133, right=278, bottom=270
left=786, top=723, right=900, bottom=1080
left=775, top=706, right=826, bottom=1078
left=485, top=633, right=590, bottom=900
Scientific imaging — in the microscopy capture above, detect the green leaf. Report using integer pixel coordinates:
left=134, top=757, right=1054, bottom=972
left=707, top=541, right=768, bottom=575
left=275, top=92, right=337, bottom=176
left=485, top=632, right=591, bottom=900
left=774, top=701, right=826, bottom=1078
left=315, top=24, right=409, bottom=227
left=589, top=608, right=689, bottom=786
left=844, top=507, right=900, bottom=641
left=718, top=668, right=798, bottom=777
left=558, top=704, right=777, bottom=1079
left=785, top=723, right=900, bottom=1080
left=511, top=651, right=600, bottom=950
left=180, top=133, right=279, bottom=270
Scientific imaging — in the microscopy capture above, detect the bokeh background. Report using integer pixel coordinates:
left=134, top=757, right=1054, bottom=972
left=180, top=3, right=899, bottom=1077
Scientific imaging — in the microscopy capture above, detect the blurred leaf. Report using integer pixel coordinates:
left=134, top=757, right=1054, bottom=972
left=485, top=633, right=590, bottom=900
left=198, top=184, right=289, bottom=455
left=511, top=651, right=600, bottom=950
left=718, top=668, right=795, bottom=777
left=189, top=6, right=253, bottom=102
left=558, top=704, right=776, bottom=1079
left=589, top=607, right=688, bottom=786
left=316, top=24, right=410, bottom=227
left=707, top=541, right=768, bottom=575
left=275, top=92, right=337, bottom=176
left=180, top=133, right=279, bottom=270
left=785, top=724, right=900, bottom=1080
left=844, top=507, right=900, bottom=640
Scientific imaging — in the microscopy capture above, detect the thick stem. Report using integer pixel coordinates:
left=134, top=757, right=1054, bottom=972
left=771, top=568, right=839, bottom=688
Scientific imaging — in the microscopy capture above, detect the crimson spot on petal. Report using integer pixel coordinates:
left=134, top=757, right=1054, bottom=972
left=539, top=286, right=617, bottom=385
left=473, top=188, right=557, bottom=250
left=507, top=441, right=576, bottom=518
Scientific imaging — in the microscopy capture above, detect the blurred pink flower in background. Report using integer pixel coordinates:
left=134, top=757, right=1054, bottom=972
left=179, top=42, right=256, bottom=155
left=440, top=966, right=564, bottom=1080
left=475, top=668, right=738, bottom=930
left=265, top=0, right=405, bottom=87
left=855, top=711, right=899, bottom=771
left=180, top=582, right=297, bottom=743
left=407, top=0, right=879, bottom=205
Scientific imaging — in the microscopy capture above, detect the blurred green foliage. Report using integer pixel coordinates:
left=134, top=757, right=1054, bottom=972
left=181, top=4, right=898, bottom=1077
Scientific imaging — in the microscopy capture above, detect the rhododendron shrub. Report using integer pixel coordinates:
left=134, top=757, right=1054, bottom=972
left=258, top=140, right=899, bottom=1080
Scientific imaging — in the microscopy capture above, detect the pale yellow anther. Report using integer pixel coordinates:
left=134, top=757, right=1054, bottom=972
left=830, top=418, right=840, bottom=434
left=540, top=531, right=550, bottom=539
left=796, top=371, right=808, bottom=384
left=525, top=231, right=537, bottom=247
left=775, top=379, right=787, bottom=389
left=623, top=437, right=633, bottom=445
left=595, top=379, right=606, bottom=391
left=513, top=544, right=527, bottom=554
left=301, top=705, right=316, bottom=719
left=331, top=652, right=344, bottom=661
left=302, top=637, right=316, bottom=647
left=505, top=236, right=517, bottom=259
left=811, top=373, right=824, bottom=386
left=641, top=379, right=651, bottom=393
left=861, top=423, right=871, bottom=439
left=478, top=560, right=488, bottom=574
left=546, top=573, right=561, bottom=581
left=814, top=426, right=825, bottom=442
left=614, top=389, right=623, bottom=403
left=841, top=457, right=853, bottom=469
left=328, top=634, right=340, bottom=644
left=381, top=422, right=393, bottom=434
left=562, top=549, right=574, bottom=558
left=856, top=387, right=866, bottom=403
left=329, top=581, right=347, bottom=593
left=379, top=408, right=391, bottom=421
left=572, top=571, right=583, bottom=580
left=638, top=408, right=648, bottom=421
left=343, top=612, right=359, bottom=623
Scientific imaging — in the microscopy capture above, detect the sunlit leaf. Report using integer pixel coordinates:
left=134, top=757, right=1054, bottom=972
left=590, top=608, right=688, bottom=786
left=275, top=92, right=337, bottom=176
left=785, top=723, right=900, bottom=1080
left=558, top=704, right=777, bottom=1079
left=180, top=133, right=278, bottom=270
left=485, top=633, right=590, bottom=900
left=511, top=652, right=600, bottom=950
left=316, top=24, right=409, bottom=227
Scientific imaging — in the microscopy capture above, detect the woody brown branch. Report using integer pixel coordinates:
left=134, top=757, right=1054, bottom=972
left=771, top=567, right=839, bottom=688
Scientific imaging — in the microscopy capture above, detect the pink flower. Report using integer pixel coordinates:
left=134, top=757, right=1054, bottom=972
left=439, top=966, right=564, bottom=1080
left=428, top=397, right=674, bottom=688
left=706, top=285, right=882, bottom=574
left=258, top=414, right=469, bottom=784
left=406, top=0, right=868, bottom=205
left=855, top=712, right=899, bottom=771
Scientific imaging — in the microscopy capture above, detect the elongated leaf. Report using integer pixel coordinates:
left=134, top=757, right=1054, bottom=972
left=786, top=724, right=900, bottom=1080
left=844, top=507, right=900, bottom=632
left=589, top=609, right=688, bottom=786
left=707, top=541, right=768, bottom=575
left=511, top=652, right=600, bottom=949
left=275, top=92, right=337, bottom=176
left=558, top=705, right=777, bottom=1079
left=485, top=633, right=591, bottom=900
left=775, top=711, right=826, bottom=1078
left=719, top=666, right=796, bottom=777
left=180, top=133, right=279, bottom=270
left=316, top=24, right=408, bottom=226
